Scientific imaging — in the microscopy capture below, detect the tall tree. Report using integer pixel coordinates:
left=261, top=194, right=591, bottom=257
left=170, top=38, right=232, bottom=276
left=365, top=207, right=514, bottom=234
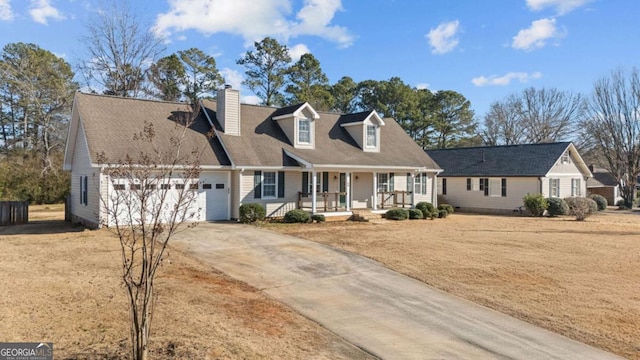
left=0, top=42, right=76, bottom=203
left=330, top=76, right=358, bottom=113
left=146, top=54, right=185, bottom=101
left=581, top=68, right=640, bottom=208
left=78, top=1, right=164, bottom=97
left=482, top=87, right=585, bottom=145
left=237, top=37, right=290, bottom=106
left=285, top=53, right=333, bottom=110
left=178, top=48, right=224, bottom=107
left=430, top=90, right=477, bottom=149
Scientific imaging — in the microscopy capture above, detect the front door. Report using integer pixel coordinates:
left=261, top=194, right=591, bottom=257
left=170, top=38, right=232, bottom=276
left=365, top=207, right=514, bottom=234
left=339, top=173, right=346, bottom=208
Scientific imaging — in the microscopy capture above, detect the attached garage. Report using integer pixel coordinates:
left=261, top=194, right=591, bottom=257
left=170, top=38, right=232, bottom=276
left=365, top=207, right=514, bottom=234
left=200, top=171, right=230, bottom=221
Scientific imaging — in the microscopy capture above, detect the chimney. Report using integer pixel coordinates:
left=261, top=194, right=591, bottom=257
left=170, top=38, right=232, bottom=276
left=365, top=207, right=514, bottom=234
left=216, top=85, right=241, bottom=136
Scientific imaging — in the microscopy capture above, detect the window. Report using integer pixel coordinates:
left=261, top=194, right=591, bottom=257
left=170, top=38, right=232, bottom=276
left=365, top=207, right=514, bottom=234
left=189, top=183, right=199, bottom=190
left=479, top=178, right=486, bottom=191
left=215, top=183, right=225, bottom=189
left=130, top=184, right=141, bottom=190
left=79, top=176, right=88, bottom=205
left=262, top=171, right=277, bottom=198
left=113, top=184, right=125, bottom=191
left=145, top=184, right=157, bottom=190
left=571, top=178, right=581, bottom=196
left=413, top=173, right=427, bottom=195
left=161, top=184, right=171, bottom=190
left=377, top=173, right=389, bottom=192
left=306, top=173, right=323, bottom=194
left=561, top=153, right=570, bottom=164
left=488, top=178, right=501, bottom=197
left=438, top=178, right=447, bottom=195
left=175, top=183, right=185, bottom=190
left=202, top=183, right=212, bottom=190
left=298, top=118, right=311, bottom=143
left=366, top=125, right=377, bottom=148
left=549, top=178, right=560, bottom=197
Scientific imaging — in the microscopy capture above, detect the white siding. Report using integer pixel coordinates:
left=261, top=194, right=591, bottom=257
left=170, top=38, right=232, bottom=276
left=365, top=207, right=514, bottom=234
left=69, top=121, right=101, bottom=227
left=413, top=173, right=436, bottom=205
left=239, top=171, right=300, bottom=217
left=544, top=152, right=587, bottom=197
left=352, top=172, right=373, bottom=209
left=440, top=177, right=540, bottom=211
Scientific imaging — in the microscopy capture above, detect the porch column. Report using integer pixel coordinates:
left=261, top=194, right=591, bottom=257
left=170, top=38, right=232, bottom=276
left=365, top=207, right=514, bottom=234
left=411, top=173, right=416, bottom=208
left=432, top=174, right=438, bottom=206
left=372, top=172, right=378, bottom=210
left=346, top=172, right=351, bottom=212
left=311, top=170, right=317, bottom=214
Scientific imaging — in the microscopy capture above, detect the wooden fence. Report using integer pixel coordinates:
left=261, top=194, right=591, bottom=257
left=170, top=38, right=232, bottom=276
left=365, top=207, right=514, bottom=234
left=0, top=201, right=29, bottom=226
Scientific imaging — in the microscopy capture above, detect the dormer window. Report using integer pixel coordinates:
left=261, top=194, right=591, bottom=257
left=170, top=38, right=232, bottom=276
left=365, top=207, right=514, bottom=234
left=298, top=118, right=311, bottom=144
left=366, top=125, right=377, bottom=148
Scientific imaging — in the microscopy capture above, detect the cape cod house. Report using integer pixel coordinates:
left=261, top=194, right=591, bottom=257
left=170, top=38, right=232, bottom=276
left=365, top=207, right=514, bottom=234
left=426, top=142, right=592, bottom=213
left=64, top=87, right=441, bottom=227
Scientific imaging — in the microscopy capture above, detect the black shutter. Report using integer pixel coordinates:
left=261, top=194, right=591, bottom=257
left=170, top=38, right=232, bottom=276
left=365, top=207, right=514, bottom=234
left=422, top=173, right=427, bottom=194
left=501, top=178, right=507, bottom=197
left=484, top=178, right=489, bottom=196
left=479, top=178, right=484, bottom=191
left=322, top=172, right=329, bottom=192
left=302, top=172, right=309, bottom=196
left=278, top=171, right=285, bottom=198
left=406, top=173, right=411, bottom=194
left=79, top=176, right=83, bottom=204
left=466, top=178, right=471, bottom=191
left=83, top=176, right=88, bottom=205
left=442, top=178, right=447, bottom=195
left=254, top=171, right=262, bottom=198
left=389, top=172, right=395, bottom=191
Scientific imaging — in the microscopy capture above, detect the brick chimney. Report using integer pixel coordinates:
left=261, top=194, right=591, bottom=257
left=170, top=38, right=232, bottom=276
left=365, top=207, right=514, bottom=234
left=216, top=85, right=240, bottom=136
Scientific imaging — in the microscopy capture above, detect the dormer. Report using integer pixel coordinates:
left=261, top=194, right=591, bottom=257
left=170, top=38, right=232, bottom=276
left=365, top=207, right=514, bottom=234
left=271, top=103, right=320, bottom=149
left=340, top=110, right=385, bottom=152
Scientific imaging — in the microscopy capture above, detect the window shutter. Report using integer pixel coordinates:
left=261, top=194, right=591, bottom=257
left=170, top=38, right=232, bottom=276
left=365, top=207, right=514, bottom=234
left=422, top=173, right=427, bottom=194
left=79, top=176, right=83, bottom=204
left=484, top=178, right=489, bottom=196
left=278, top=171, right=285, bottom=198
left=406, top=173, right=411, bottom=194
left=442, top=178, right=447, bottom=195
left=83, top=176, right=88, bottom=205
left=302, top=172, right=309, bottom=196
left=389, top=173, right=395, bottom=191
left=254, top=171, right=262, bottom=199
left=466, top=178, right=471, bottom=191
left=322, top=172, right=329, bottom=192
left=501, top=178, right=507, bottom=197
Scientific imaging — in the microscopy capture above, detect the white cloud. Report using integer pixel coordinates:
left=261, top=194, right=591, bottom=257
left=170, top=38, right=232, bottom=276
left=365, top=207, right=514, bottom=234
left=416, top=83, right=430, bottom=90
left=288, top=43, right=310, bottom=62
left=29, top=0, right=65, bottom=25
left=220, top=68, right=244, bottom=90
left=426, top=20, right=460, bottom=55
left=526, top=0, right=590, bottom=15
left=471, top=71, right=542, bottom=86
left=154, top=0, right=353, bottom=48
left=0, top=0, right=13, bottom=21
left=242, top=95, right=262, bottom=105
left=512, top=18, right=562, bottom=51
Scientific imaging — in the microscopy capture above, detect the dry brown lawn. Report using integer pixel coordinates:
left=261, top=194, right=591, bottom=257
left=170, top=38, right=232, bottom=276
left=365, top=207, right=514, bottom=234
left=0, top=205, right=372, bottom=359
left=267, top=211, right=640, bottom=359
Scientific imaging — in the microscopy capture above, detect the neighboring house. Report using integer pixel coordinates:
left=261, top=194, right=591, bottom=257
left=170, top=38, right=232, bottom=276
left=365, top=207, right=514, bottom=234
left=64, top=87, right=441, bottom=227
left=426, top=142, right=592, bottom=214
left=587, top=165, right=623, bottom=206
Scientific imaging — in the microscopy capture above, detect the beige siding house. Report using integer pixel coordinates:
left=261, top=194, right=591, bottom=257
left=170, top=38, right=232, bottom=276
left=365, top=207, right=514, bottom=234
left=64, top=88, right=441, bottom=227
left=427, top=143, right=592, bottom=214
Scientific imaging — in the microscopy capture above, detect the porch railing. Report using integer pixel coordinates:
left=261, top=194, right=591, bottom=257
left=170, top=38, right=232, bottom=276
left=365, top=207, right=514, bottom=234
left=378, top=191, right=412, bottom=209
left=298, top=192, right=347, bottom=212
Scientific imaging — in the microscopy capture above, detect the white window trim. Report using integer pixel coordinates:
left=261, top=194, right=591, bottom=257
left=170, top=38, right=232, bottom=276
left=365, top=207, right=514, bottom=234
left=377, top=173, right=389, bottom=192
left=298, top=118, right=311, bottom=144
left=366, top=125, right=377, bottom=148
left=488, top=178, right=501, bottom=197
left=550, top=178, right=560, bottom=198
left=571, top=178, right=581, bottom=196
left=306, top=171, right=323, bottom=194
left=262, top=171, right=278, bottom=199
left=414, top=174, right=423, bottom=195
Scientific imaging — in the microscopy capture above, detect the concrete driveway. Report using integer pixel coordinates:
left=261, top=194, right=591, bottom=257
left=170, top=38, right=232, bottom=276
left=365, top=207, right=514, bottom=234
left=172, top=222, right=623, bottom=360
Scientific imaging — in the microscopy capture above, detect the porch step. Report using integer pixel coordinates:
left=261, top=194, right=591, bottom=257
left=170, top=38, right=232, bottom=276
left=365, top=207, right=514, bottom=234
left=350, top=209, right=383, bottom=221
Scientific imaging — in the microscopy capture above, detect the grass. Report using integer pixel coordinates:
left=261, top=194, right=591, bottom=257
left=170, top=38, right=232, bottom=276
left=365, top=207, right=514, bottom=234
left=265, top=211, right=640, bottom=359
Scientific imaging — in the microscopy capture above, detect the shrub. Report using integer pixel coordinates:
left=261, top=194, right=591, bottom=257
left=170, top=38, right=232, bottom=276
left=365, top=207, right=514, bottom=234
left=616, top=199, right=630, bottom=210
left=408, top=208, right=423, bottom=219
left=546, top=197, right=569, bottom=216
left=438, top=209, right=448, bottom=218
left=588, top=194, right=608, bottom=211
left=564, top=197, right=597, bottom=221
left=284, top=209, right=311, bottom=223
left=438, top=203, right=454, bottom=214
left=415, top=202, right=436, bottom=219
left=310, top=214, right=325, bottom=223
left=239, top=203, right=266, bottom=223
left=385, top=208, right=409, bottom=220
left=523, top=193, right=548, bottom=217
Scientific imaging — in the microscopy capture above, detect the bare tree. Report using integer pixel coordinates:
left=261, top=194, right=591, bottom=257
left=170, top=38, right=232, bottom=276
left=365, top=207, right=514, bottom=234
left=78, top=1, right=165, bottom=97
left=482, top=87, right=585, bottom=145
left=582, top=68, right=640, bottom=208
left=98, top=107, right=206, bottom=360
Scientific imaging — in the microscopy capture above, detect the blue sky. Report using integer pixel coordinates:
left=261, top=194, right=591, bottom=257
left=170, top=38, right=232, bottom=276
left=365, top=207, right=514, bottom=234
left=0, top=0, right=638, bottom=118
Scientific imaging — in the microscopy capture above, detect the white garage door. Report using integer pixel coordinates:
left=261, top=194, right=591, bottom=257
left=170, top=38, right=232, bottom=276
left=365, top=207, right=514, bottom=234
left=201, top=172, right=229, bottom=221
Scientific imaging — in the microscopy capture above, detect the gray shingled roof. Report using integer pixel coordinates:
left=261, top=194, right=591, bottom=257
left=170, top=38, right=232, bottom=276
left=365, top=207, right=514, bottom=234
left=587, top=166, right=619, bottom=187
left=75, top=93, right=230, bottom=166
left=426, top=142, right=574, bottom=177
left=202, top=99, right=440, bottom=170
